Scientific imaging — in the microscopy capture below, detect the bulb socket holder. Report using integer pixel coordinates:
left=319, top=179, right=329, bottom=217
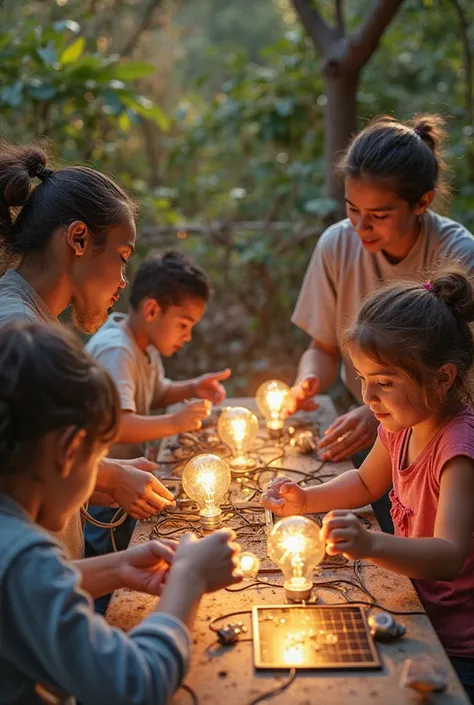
left=266, top=425, right=283, bottom=439
left=230, top=456, right=257, bottom=474
left=199, top=512, right=224, bottom=532
left=284, top=585, right=313, bottom=603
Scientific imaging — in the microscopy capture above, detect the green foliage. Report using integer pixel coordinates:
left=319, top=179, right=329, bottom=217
left=0, top=20, right=168, bottom=163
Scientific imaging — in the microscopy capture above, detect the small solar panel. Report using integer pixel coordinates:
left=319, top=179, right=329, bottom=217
left=252, top=605, right=382, bottom=670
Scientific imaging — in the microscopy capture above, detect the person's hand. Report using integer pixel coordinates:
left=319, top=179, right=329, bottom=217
left=322, top=510, right=375, bottom=560
left=193, top=369, right=231, bottom=405
left=120, top=539, right=178, bottom=595
left=318, top=405, right=378, bottom=462
left=110, top=457, right=175, bottom=519
left=261, top=477, right=307, bottom=517
left=172, top=529, right=242, bottom=593
left=285, top=375, right=320, bottom=415
left=88, top=491, right=119, bottom=508
left=171, top=400, right=211, bottom=433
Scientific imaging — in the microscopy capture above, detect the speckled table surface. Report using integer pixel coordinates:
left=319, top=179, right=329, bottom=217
left=106, top=397, right=469, bottom=704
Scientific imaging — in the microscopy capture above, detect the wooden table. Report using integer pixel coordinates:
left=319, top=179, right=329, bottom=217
left=107, top=396, right=469, bottom=704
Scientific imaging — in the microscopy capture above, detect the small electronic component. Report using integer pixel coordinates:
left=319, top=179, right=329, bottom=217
left=217, top=622, right=248, bottom=646
left=368, top=612, right=406, bottom=642
left=289, top=429, right=318, bottom=454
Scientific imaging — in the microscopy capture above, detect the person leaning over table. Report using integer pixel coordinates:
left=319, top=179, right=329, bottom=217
left=0, top=141, right=174, bottom=566
left=286, top=114, right=474, bottom=533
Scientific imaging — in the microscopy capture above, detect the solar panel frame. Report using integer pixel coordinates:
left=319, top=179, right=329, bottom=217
left=252, top=604, right=382, bottom=671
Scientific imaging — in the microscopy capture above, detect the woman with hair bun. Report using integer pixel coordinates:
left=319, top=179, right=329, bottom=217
left=287, top=114, right=474, bottom=532
left=0, top=142, right=174, bottom=565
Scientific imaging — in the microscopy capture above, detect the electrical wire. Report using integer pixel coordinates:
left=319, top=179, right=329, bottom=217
left=246, top=669, right=297, bottom=705
left=180, top=683, right=199, bottom=705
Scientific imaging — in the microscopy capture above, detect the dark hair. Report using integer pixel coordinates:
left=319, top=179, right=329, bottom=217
left=343, top=266, right=474, bottom=408
left=338, top=114, right=450, bottom=206
left=0, top=141, right=137, bottom=259
left=0, top=320, right=120, bottom=476
left=130, top=250, right=211, bottom=310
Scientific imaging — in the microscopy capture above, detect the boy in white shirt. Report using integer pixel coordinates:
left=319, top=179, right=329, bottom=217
left=85, top=251, right=230, bottom=562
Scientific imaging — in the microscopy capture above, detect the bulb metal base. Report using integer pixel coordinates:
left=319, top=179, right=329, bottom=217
left=284, top=585, right=313, bottom=603
left=199, top=513, right=223, bottom=532
left=230, top=456, right=257, bottom=474
left=266, top=426, right=283, bottom=440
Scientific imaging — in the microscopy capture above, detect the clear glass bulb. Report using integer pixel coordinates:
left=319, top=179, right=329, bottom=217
left=268, top=516, right=325, bottom=601
left=182, top=453, right=231, bottom=529
left=217, top=406, right=259, bottom=472
left=237, top=551, right=260, bottom=579
left=256, top=379, right=290, bottom=432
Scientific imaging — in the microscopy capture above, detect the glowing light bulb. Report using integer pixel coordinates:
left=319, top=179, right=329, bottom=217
left=182, top=454, right=231, bottom=530
left=256, top=380, right=290, bottom=434
left=217, top=406, right=259, bottom=473
left=237, top=551, right=260, bottom=579
left=268, top=516, right=325, bottom=602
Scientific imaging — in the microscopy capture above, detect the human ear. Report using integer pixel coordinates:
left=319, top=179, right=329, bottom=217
left=142, top=298, right=162, bottom=322
left=55, top=427, right=87, bottom=478
left=436, top=363, right=457, bottom=400
left=414, top=190, right=435, bottom=215
left=66, top=221, right=91, bottom=257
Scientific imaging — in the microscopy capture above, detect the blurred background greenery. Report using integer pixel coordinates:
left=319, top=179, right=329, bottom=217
left=2, top=0, right=473, bottom=394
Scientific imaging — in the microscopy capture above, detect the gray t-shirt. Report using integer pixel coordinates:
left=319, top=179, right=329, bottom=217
left=292, top=211, right=474, bottom=403
left=0, top=493, right=190, bottom=705
left=86, top=313, right=170, bottom=459
left=0, top=270, right=84, bottom=561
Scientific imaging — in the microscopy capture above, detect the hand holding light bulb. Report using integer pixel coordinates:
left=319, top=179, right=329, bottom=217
left=321, top=510, right=375, bottom=560
left=261, top=477, right=308, bottom=516
left=172, top=528, right=243, bottom=593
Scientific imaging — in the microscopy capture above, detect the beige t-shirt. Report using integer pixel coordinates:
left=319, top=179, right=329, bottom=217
left=292, top=211, right=474, bottom=403
left=86, top=313, right=170, bottom=459
left=0, top=270, right=84, bottom=561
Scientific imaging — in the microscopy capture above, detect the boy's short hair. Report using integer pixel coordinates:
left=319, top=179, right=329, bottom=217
left=130, top=250, right=211, bottom=310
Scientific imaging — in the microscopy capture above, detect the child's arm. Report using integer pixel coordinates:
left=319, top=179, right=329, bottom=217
left=323, top=456, right=474, bottom=582
left=6, top=541, right=190, bottom=705
left=159, top=368, right=231, bottom=406
left=117, top=402, right=211, bottom=443
left=262, top=437, right=393, bottom=516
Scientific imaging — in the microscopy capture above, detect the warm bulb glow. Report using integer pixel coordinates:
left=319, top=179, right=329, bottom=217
left=256, top=380, right=290, bottom=432
left=268, top=516, right=325, bottom=601
left=238, top=551, right=260, bottom=578
left=217, top=406, right=259, bottom=472
left=182, top=454, right=231, bottom=529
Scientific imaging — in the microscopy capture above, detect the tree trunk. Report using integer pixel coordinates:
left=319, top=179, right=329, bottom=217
left=323, top=70, right=358, bottom=202
left=291, top=0, right=406, bottom=206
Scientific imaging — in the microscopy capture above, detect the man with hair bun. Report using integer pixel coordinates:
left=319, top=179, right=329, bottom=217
left=0, top=141, right=174, bottom=566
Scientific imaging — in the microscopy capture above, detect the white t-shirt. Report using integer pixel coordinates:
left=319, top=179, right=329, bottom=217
left=292, top=211, right=474, bottom=403
left=86, top=313, right=170, bottom=459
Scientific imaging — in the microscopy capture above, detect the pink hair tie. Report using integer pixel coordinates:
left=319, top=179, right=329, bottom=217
left=423, top=281, right=433, bottom=292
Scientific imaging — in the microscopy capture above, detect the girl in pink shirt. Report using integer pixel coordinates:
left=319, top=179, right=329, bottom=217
left=262, top=268, right=474, bottom=701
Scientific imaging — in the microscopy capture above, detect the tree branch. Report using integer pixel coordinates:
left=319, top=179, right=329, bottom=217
left=350, top=0, right=405, bottom=71
left=290, top=0, right=335, bottom=53
left=120, top=0, right=163, bottom=57
left=450, top=0, right=473, bottom=124
left=335, top=0, right=345, bottom=33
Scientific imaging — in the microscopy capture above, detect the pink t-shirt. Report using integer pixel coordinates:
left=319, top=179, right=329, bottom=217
left=379, top=405, right=474, bottom=657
